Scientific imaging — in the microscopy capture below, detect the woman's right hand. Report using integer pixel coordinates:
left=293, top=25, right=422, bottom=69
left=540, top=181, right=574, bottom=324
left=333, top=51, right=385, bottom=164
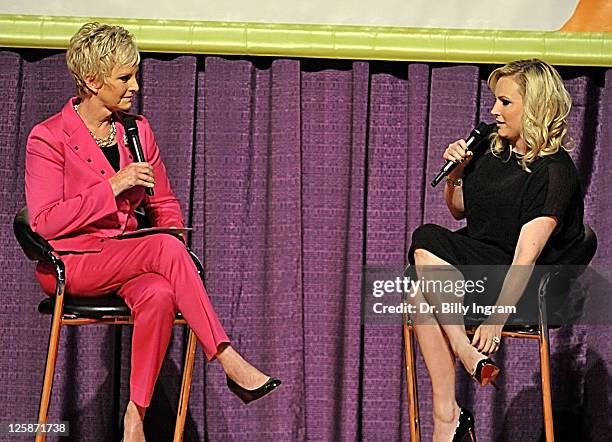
left=443, top=139, right=473, bottom=178
left=108, top=162, right=155, bottom=197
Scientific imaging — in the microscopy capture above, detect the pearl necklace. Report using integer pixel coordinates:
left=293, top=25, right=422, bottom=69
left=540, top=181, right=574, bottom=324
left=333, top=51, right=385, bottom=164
left=73, top=103, right=117, bottom=148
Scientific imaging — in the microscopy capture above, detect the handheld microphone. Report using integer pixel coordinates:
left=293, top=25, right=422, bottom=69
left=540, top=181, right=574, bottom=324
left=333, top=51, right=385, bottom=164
left=123, top=116, right=153, bottom=196
left=430, top=122, right=496, bottom=187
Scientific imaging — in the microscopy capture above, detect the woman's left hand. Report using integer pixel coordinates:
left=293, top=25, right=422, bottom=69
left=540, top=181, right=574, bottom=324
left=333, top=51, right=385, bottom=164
left=471, top=323, right=504, bottom=354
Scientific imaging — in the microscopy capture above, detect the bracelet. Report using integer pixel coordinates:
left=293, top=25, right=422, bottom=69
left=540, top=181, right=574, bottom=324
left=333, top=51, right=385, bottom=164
left=446, top=176, right=463, bottom=187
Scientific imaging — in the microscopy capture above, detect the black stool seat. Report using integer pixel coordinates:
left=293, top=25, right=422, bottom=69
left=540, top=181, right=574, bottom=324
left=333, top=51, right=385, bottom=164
left=38, top=295, right=184, bottom=320
left=503, top=324, right=541, bottom=333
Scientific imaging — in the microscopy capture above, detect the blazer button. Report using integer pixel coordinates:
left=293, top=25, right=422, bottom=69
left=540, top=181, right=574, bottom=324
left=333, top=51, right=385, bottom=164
left=87, top=158, right=92, bottom=163
left=101, top=170, right=105, bottom=175
left=74, top=146, right=79, bottom=150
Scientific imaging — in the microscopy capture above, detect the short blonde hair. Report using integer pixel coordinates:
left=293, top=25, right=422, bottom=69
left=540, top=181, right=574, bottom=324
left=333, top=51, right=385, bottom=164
left=66, top=22, right=140, bottom=97
left=488, top=59, right=572, bottom=170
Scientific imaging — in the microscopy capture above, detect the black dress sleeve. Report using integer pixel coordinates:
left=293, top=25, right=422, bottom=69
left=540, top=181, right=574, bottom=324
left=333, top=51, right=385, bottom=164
left=519, top=160, right=576, bottom=230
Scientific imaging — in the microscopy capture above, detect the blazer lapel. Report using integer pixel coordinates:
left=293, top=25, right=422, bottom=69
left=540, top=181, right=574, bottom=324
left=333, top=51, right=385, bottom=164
left=61, top=98, right=121, bottom=178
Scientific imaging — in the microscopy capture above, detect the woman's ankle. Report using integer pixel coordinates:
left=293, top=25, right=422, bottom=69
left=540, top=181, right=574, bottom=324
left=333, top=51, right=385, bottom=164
left=126, top=400, right=146, bottom=422
left=456, top=343, right=487, bottom=374
left=215, top=343, right=235, bottom=366
left=432, top=400, right=460, bottom=424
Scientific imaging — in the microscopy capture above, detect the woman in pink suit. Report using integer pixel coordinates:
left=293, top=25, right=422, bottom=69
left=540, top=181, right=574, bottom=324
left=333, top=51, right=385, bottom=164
left=25, top=22, right=280, bottom=442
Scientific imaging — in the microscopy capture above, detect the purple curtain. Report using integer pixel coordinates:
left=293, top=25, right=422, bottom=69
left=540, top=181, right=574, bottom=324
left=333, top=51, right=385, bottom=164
left=0, top=49, right=610, bottom=441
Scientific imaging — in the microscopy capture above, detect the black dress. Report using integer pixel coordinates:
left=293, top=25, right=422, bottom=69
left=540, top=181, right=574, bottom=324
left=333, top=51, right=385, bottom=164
left=408, top=145, right=584, bottom=313
left=410, top=146, right=583, bottom=265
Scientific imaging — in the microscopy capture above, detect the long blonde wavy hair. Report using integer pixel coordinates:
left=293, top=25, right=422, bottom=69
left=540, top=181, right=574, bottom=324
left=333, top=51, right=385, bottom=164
left=488, top=59, right=572, bottom=171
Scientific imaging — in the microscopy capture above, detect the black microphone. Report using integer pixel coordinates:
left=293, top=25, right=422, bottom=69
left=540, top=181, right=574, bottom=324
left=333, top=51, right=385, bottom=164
left=430, top=122, right=496, bottom=187
left=123, top=116, right=153, bottom=196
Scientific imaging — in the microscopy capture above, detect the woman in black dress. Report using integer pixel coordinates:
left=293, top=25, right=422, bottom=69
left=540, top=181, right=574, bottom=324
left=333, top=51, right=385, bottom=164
left=408, top=59, right=583, bottom=441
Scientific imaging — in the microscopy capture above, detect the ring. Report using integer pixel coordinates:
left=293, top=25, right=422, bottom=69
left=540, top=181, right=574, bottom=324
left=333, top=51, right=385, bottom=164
left=492, top=336, right=501, bottom=345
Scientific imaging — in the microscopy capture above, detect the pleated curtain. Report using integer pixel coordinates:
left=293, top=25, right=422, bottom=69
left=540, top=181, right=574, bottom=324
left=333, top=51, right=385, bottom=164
left=0, top=49, right=610, bottom=441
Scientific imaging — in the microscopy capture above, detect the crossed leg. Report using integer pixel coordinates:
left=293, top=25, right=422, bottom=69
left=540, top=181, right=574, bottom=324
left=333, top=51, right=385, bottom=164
left=61, top=233, right=270, bottom=441
left=410, top=248, right=489, bottom=441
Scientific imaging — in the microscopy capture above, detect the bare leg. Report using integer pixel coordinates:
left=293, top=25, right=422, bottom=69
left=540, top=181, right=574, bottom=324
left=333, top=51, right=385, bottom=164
left=410, top=295, right=461, bottom=441
left=215, top=343, right=270, bottom=389
left=413, top=248, right=488, bottom=375
left=123, top=400, right=146, bottom=442
left=411, top=248, right=490, bottom=441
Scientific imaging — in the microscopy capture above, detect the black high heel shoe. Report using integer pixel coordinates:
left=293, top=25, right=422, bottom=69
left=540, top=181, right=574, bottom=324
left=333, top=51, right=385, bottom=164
left=453, top=406, right=476, bottom=442
left=472, top=357, right=500, bottom=388
left=227, top=376, right=282, bottom=404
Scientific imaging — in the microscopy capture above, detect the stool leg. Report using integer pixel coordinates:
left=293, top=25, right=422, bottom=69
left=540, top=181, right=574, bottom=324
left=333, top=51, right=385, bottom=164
left=540, top=331, right=555, bottom=442
left=539, top=324, right=555, bottom=441
left=403, top=320, right=421, bottom=442
left=173, top=328, right=197, bottom=442
left=538, top=274, right=555, bottom=442
left=36, top=291, right=65, bottom=442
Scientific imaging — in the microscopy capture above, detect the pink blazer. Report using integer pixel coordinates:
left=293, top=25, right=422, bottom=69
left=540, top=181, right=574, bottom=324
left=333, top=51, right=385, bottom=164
left=25, top=98, right=184, bottom=253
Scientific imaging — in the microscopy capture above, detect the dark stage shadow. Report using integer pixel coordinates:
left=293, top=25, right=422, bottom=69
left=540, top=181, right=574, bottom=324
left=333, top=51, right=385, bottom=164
left=497, top=328, right=611, bottom=442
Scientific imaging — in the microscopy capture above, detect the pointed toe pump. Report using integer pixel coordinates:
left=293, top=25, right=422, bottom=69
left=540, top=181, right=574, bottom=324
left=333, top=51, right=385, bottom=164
left=227, top=376, right=282, bottom=404
left=453, top=406, right=476, bottom=442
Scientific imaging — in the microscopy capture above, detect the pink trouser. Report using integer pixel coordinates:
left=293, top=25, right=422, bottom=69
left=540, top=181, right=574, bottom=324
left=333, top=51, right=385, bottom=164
left=38, top=233, right=230, bottom=407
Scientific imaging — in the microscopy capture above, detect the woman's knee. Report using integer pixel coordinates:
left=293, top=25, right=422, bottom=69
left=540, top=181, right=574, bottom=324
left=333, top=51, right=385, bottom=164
left=413, top=247, right=439, bottom=264
left=146, top=233, right=185, bottom=254
left=136, top=234, right=190, bottom=271
left=150, top=234, right=189, bottom=260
